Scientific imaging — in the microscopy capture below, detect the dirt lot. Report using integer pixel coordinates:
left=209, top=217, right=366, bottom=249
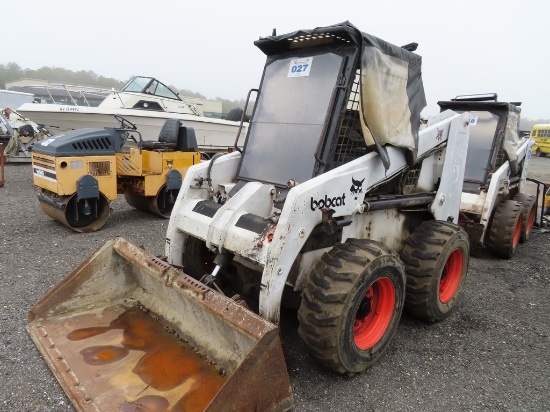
left=0, top=158, right=548, bottom=412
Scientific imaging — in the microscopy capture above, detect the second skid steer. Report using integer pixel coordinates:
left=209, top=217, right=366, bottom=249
left=28, top=22, right=472, bottom=411
left=438, top=94, right=535, bottom=258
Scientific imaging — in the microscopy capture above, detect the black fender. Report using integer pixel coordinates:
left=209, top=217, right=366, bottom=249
left=166, top=169, right=182, bottom=190
left=76, top=175, right=99, bottom=200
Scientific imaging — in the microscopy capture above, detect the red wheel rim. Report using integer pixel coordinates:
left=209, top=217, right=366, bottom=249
left=353, top=278, right=395, bottom=350
left=512, top=215, right=522, bottom=248
left=439, top=249, right=463, bottom=304
left=526, top=207, right=535, bottom=235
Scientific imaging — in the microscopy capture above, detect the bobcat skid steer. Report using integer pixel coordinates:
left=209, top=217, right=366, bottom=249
left=166, top=23, right=474, bottom=371
left=28, top=22, right=471, bottom=412
left=438, top=94, right=535, bottom=258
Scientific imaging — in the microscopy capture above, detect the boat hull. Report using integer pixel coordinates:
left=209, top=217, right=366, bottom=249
left=17, top=104, right=247, bottom=154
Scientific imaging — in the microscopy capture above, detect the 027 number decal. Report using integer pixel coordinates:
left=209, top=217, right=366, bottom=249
left=288, top=57, right=312, bottom=77
left=291, top=64, right=309, bottom=73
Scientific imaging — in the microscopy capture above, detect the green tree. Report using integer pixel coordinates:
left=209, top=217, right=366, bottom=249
left=0, top=62, right=24, bottom=88
left=520, top=117, right=550, bottom=132
left=176, top=88, right=206, bottom=99
left=0, top=63, right=125, bottom=89
left=0, top=62, right=244, bottom=108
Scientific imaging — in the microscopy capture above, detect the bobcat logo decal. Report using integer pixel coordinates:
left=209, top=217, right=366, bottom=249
left=350, top=177, right=365, bottom=200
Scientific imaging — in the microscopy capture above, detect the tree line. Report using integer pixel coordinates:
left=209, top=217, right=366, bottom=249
left=519, top=118, right=550, bottom=132
left=1, top=62, right=545, bottom=123
left=0, top=62, right=248, bottom=114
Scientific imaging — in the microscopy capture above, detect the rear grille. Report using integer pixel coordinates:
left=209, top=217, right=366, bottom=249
left=72, top=137, right=113, bottom=152
left=402, top=163, right=421, bottom=193
left=330, top=73, right=368, bottom=169
left=89, top=161, right=111, bottom=177
left=32, top=154, right=55, bottom=171
left=495, top=146, right=507, bottom=169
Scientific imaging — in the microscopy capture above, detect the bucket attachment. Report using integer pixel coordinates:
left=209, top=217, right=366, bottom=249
left=28, top=238, right=293, bottom=412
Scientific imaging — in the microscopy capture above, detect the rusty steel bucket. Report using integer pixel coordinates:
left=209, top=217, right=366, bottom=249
left=27, top=238, right=293, bottom=412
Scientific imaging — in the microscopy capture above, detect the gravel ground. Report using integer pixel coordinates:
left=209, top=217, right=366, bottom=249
left=0, top=158, right=549, bottom=412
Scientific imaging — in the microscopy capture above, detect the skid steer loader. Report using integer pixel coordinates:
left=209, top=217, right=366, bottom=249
left=31, top=116, right=201, bottom=232
left=28, top=22, right=472, bottom=411
left=438, top=94, right=535, bottom=258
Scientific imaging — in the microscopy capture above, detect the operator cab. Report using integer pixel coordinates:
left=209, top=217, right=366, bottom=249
left=233, top=23, right=426, bottom=194
left=236, top=40, right=360, bottom=192
left=438, top=94, right=523, bottom=194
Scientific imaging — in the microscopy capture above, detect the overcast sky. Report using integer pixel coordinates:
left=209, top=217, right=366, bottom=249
left=5, top=0, right=548, bottom=119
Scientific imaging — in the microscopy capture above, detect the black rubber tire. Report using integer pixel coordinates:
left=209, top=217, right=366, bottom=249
left=225, top=108, right=246, bottom=122
left=182, top=236, right=216, bottom=280
left=18, top=124, right=35, bottom=137
left=297, top=239, right=405, bottom=374
left=535, top=148, right=546, bottom=157
left=513, top=193, right=536, bottom=243
left=400, top=220, right=469, bottom=323
left=486, top=200, right=523, bottom=259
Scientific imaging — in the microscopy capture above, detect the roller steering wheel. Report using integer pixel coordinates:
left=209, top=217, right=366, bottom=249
left=114, top=114, right=137, bottom=130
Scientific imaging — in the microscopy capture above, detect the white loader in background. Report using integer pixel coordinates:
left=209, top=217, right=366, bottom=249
left=438, top=94, right=535, bottom=258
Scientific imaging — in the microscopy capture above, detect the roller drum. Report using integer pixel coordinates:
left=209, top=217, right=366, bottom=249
left=124, top=185, right=179, bottom=218
left=38, top=191, right=111, bottom=233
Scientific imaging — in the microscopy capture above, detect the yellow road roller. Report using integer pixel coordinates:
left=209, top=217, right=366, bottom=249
left=31, top=117, right=200, bottom=232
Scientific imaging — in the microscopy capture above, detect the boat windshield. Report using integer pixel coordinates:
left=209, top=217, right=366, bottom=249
left=121, top=77, right=181, bottom=100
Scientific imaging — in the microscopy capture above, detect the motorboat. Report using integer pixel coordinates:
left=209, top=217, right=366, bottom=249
left=17, top=76, right=248, bottom=154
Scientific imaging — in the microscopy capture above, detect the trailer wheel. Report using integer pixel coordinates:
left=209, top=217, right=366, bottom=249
left=297, top=239, right=405, bottom=374
left=182, top=236, right=216, bottom=280
left=513, top=193, right=536, bottom=243
left=400, top=221, right=469, bottom=323
left=487, top=200, right=523, bottom=259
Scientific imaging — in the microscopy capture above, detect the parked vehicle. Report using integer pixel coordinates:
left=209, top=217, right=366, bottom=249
left=28, top=22, right=473, bottom=411
left=438, top=94, right=535, bottom=258
left=17, top=76, right=248, bottom=156
left=0, top=107, right=50, bottom=162
left=32, top=116, right=201, bottom=232
left=530, top=124, right=550, bottom=157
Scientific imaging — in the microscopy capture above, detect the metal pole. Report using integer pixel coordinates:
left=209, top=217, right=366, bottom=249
left=0, top=143, right=5, bottom=187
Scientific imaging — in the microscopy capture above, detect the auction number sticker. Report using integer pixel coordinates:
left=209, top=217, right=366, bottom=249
left=469, top=116, right=478, bottom=126
left=288, top=57, right=312, bottom=77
